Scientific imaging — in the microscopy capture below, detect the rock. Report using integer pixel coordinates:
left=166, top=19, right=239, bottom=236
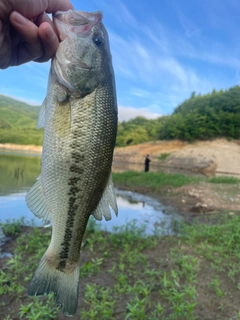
left=181, top=199, right=186, bottom=203
left=165, top=154, right=217, bottom=175
left=191, top=202, right=209, bottom=213
left=229, top=211, right=235, bottom=216
left=188, top=191, right=199, bottom=198
left=195, top=202, right=208, bottom=208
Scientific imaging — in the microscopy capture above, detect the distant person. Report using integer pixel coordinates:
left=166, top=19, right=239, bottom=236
left=144, top=154, right=151, bottom=172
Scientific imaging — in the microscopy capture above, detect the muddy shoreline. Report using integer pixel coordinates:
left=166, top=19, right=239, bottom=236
left=1, top=138, right=240, bottom=177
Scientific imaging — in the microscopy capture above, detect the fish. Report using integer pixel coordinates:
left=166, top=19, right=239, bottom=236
left=25, top=10, right=118, bottom=316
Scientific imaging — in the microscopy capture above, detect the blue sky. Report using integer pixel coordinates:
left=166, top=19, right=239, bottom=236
left=1, top=0, right=240, bottom=121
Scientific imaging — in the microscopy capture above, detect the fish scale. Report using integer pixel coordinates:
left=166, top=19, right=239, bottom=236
left=25, top=9, right=118, bottom=316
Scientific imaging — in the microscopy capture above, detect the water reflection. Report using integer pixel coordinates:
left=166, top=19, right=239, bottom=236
left=0, top=190, right=180, bottom=235
left=0, top=153, right=41, bottom=196
left=95, top=190, right=180, bottom=235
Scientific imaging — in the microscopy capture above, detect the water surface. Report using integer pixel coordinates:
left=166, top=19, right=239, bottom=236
left=0, top=152, right=180, bottom=235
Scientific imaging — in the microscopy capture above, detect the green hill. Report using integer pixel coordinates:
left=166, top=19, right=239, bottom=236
left=1, top=85, right=240, bottom=147
left=158, top=86, right=240, bottom=141
left=0, top=95, right=43, bottom=145
left=116, top=86, right=240, bottom=146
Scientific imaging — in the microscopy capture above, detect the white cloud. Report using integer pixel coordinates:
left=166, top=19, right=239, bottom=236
left=130, top=88, right=150, bottom=98
left=110, top=26, right=217, bottom=95
left=118, top=105, right=162, bottom=122
left=116, top=1, right=138, bottom=29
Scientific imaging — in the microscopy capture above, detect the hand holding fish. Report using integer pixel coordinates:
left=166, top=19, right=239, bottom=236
left=0, top=0, right=73, bottom=69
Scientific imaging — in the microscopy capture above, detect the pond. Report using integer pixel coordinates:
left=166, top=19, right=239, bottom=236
left=0, top=152, right=180, bottom=236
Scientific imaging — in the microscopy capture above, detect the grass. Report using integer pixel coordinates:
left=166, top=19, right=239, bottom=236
left=1, top=217, right=27, bottom=236
left=158, top=153, right=171, bottom=161
left=207, top=176, right=240, bottom=184
left=112, top=171, right=201, bottom=192
left=2, top=213, right=240, bottom=319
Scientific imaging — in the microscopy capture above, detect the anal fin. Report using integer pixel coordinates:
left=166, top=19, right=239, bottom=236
left=92, top=173, right=118, bottom=221
left=25, top=175, right=51, bottom=227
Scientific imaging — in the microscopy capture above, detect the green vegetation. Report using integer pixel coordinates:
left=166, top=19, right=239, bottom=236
left=113, top=171, right=201, bottom=192
left=208, top=176, right=240, bottom=184
left=0, top=95, right=43, bottom=145
left=158, top=153, right=171, bottom=161
left=116, top=86, right=240, bottom=146
left=1, top=218, right=25, bottom=236
left=2, top=85, right=240, bottom=146
left=2, top=213, right=240, bottom=319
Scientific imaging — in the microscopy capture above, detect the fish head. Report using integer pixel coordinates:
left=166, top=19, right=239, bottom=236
left=52, top=10, right=112, bottom=96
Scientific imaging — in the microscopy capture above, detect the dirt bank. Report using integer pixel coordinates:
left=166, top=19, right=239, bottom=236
left=0, top=143, right=42, bottom=153
left=114, top=138, right=240, bottom=176
left=1, top=138, right=240, bottom=176
left=2, top=138, right=240, bottom=175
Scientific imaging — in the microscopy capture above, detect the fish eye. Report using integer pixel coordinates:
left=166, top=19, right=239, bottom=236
left=92, top=35, right=104, bottom=46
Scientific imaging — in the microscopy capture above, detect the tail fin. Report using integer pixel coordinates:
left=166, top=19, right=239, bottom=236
left=28, top=255, right=80, bottom=316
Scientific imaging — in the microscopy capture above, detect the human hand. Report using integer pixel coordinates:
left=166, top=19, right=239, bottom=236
left=0, top=0, right=73, bottom=69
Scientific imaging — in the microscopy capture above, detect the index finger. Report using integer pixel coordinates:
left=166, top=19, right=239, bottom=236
left=44, top=0, right=74, bottom=14
left=2, top=0, right=73, bottom=21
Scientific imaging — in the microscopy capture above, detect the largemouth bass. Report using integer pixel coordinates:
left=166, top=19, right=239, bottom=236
left=25, top=10, right=118, bottom=316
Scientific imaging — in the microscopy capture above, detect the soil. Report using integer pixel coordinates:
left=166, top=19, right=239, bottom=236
left=114, top=138, right=240, bottom=176
left=0, top=143, right=42, bottom=153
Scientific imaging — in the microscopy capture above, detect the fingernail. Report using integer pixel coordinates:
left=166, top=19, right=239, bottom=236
left=41, top=12, right=49, bottom=23
left=12, top=11, right=28, bottom=25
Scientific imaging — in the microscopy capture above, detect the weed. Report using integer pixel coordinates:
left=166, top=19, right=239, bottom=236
left=19, top=294, right=58, bottom=319
left=158, top=153, right=171, bottom=161
left=81, top=284, right=116, bottom=320
left=210, top=277, right=225, bottom=298
left=3, top=316, right=13, bottom=320
left=112, top=171, right=201, bottom=190
left=80, top=257, right=104, bottom=278
left=126, top=296, right=149, bottom=319
left=208, top=176, right=240, bottom=184
left=1, top=217, right=26, bottom=236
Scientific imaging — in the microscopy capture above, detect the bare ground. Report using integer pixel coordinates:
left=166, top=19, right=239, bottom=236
left=114, top=138, right=240, bottom=176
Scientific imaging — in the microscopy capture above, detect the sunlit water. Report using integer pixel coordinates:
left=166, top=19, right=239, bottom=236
left=0, top=152, right=181, bottom=237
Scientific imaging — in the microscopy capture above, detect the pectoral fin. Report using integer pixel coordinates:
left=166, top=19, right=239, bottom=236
left=37, top=98, right=47, bottom=129
left=25, top=175, right=51, bottom=227
left=92, top=174, right=118, bottom=221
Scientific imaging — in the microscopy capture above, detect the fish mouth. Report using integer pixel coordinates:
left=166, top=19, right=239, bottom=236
left=53, top=10, right=102, bottom=26
left=53, top=10, right=103, bottom=42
